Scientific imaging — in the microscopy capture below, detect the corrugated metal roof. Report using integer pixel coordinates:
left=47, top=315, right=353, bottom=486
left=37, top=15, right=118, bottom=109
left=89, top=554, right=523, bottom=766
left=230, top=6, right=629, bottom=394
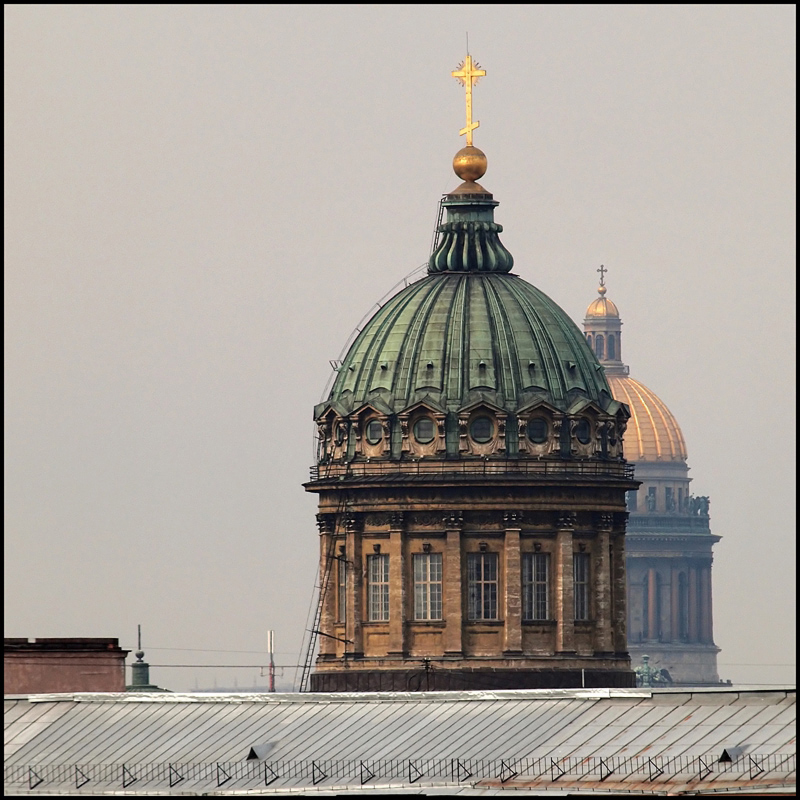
left=3, top=687, right=795, bottom=795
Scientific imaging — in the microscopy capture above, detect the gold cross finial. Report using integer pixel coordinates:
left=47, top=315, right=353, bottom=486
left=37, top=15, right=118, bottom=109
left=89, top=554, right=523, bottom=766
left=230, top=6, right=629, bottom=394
left=452, top=54, right=486, bottom=146
left=597, top=264, right=608, bottom=287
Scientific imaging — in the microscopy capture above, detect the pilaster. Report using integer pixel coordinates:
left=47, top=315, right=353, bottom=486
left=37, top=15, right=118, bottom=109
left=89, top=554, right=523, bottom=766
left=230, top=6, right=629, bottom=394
left=443, top=513, right=463, bottom=655
left=594, top=526, right=613, bottom=652
left=345, top=513, right=363, bottom=658
left=388, top=512, right=405, bottom=656
left=555, top=512, right=576, bottom=653
left=503, top=514, right=522, bottom=653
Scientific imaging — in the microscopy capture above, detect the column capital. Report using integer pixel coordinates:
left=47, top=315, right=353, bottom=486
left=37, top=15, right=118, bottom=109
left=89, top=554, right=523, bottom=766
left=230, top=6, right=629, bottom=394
left=316, top=513, right=336, bottom=533
left=389, top=511, right=405, bottom=529
left=503, top=511, right=523, bottom=526
left=557, top=511, right=577, bottom=529
left=442, top=511, right=464, bottom=529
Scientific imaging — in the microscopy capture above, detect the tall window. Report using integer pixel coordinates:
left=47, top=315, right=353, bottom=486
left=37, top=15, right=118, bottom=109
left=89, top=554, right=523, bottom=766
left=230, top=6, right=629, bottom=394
left=337, top=555, right=347, bottom=622
left=574, top=553, right=590, bottom=621
left=367, top=554, right=389, bottom=621
left=608, top=335, right=616, bottom=360
left=626, top=490, right=638, bottom=512
left=467, top=553, right=498, bottom=620
left=413, top=553, right=443, bottom=620
left=522, top=553, right=550, bottom=621
left=595, top=334, right=605, bottom=360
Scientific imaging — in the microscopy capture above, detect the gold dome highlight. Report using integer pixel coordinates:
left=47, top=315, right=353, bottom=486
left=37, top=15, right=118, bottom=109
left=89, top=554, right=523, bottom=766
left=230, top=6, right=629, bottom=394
left=607, top=375, right=687, bottom=462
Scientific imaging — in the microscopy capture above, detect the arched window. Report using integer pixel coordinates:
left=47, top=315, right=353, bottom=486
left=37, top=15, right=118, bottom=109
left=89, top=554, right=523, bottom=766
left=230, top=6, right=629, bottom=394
left=608, top=335, right=616, bottom=360
left=595, top=335, right=605, bottom=360
left=587, top=334, right=593, bottom=349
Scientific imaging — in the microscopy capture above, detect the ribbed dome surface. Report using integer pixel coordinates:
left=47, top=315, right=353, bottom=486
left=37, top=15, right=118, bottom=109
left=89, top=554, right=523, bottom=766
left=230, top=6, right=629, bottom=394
left=328, top=272, right=615, bottom=416
left=607, top=375, right=687, bottom=461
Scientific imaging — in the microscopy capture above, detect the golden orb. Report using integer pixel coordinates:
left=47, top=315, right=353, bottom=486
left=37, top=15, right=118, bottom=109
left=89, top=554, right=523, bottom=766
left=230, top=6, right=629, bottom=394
left=598, top=285, right=607, bottom=295
left=453, top=146, right=487, bottom=182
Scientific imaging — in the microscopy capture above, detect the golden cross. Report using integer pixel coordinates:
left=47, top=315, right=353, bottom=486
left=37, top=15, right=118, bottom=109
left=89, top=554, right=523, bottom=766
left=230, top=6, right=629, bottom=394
left=597, top=264, right=607, bottom=286
left=452, top=54, right=486, bottom=146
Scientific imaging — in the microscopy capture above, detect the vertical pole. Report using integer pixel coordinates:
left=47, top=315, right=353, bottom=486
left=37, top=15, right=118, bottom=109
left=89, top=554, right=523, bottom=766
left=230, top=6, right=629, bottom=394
left=268, top=631, right=275, bottom=693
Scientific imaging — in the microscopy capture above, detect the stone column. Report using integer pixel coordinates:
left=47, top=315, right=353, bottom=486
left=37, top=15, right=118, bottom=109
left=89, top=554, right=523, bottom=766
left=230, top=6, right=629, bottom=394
left=612, top=533, right=627, bottom=653
left=316, top=514, right=337, bottom=657
left=700, top=566, right=712, bottom=644
left=647, top=568, right=658, bottom=641
left=388, top=512, right=405, bottom=657
left=503, top=513, right=522, bottom=654
left=345, top=513, right=363, bottom=658
left=555, top=512, right=576, bottom=654
left=594, top=522, right=613, bottom=653
left=670, top=564, right=680, bottom=642
left=688, top=565, right=699, bottom=643
left=443, top=513, right=463, bottom=656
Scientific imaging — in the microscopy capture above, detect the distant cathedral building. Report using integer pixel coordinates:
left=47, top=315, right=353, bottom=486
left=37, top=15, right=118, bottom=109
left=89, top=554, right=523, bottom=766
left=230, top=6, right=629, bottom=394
left=583, top=277, right=720, bottom=685
left=303, top=56, right=639, bottom=692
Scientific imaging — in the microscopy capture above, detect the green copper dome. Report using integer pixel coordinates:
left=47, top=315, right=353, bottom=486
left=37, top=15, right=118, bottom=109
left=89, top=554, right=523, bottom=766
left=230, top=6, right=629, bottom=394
left=327, top=272, right=614, bottom=417
left=321, top=185, right=617, bottom=420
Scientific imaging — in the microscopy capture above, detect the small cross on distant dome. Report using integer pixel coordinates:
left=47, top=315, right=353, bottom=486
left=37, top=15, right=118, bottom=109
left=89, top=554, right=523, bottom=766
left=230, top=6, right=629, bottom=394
left=597, top=264, right=607, bottom=287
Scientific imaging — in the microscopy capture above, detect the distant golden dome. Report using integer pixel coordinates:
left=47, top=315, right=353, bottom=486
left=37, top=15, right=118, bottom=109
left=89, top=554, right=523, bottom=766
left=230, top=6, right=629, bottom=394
left=586, top=290, right=620, bottom=318
left=607, top=375, right=687, bottom=462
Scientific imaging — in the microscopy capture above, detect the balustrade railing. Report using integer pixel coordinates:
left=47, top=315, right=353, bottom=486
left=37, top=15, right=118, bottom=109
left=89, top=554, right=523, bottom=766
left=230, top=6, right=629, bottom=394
left=309, top=458, right=635, bottom=482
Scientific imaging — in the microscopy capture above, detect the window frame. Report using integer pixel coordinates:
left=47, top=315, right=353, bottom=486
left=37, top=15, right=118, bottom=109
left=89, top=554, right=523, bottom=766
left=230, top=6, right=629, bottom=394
left=522, top=552, right=550, bottom=621
left=467, top=552, right=499, bottom=621
left=366, top=553, right=390, bottom=622
left=337, top=554, right=347, bottom=622
left=573, top=552, right=591, bottom=621
left=412, top=552, right=443, bottom=621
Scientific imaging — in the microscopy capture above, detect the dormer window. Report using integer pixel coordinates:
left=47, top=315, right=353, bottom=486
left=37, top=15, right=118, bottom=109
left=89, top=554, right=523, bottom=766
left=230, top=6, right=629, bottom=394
left=336, top=423, right=347, bottom=445
left=527, top=417, right=548, bottom=444
left=469, top=415, right=494, bottom=443
left=575, top=419, right=592, bottom=445
left=413, top=417, right=435, bottom=444
left=365, top=420, right=383, bottom=445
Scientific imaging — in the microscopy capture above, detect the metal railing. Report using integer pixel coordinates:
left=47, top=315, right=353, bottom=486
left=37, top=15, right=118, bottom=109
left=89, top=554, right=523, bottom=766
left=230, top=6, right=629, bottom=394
left=309, top=458, right=635, bottom=483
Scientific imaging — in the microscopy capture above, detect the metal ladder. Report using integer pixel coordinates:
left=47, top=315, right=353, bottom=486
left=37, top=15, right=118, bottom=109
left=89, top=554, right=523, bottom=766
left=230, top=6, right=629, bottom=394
left=299, top=490, right=348, bottom=692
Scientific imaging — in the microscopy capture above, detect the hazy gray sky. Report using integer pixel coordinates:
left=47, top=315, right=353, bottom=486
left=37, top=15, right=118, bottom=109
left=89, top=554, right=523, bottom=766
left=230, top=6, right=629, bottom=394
left=5, top=4, right=795, bottom=691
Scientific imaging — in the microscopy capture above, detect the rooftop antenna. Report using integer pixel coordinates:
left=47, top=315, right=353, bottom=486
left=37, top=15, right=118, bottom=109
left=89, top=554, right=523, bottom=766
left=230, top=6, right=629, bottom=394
left=268, top=630, right=276, bottom=693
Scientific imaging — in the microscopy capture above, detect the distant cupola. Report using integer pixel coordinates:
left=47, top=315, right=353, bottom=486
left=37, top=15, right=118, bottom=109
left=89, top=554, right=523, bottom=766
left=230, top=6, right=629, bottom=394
left=583, top=265, right=624, bottom=372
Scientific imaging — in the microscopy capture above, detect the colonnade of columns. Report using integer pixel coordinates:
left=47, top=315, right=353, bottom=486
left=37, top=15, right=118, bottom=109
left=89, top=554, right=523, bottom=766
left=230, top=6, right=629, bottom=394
left=641, top=562, right=713, bottom=644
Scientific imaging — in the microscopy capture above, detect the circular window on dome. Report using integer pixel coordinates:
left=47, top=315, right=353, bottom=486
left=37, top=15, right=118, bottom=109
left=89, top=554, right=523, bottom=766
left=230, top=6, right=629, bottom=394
left=470, top=415, right=494, bottom=443
left=365, top=420, right=383, bottom=445
left=527, top=417, right=548, bottom=444
left=413, top=417, right=435, bottom=444
left=575, top=419, right=592, bottom=445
